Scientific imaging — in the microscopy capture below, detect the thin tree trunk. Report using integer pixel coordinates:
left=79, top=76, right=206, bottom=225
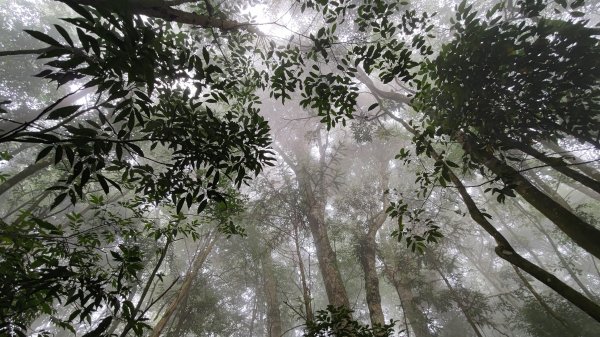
left=120, top=237, right=172, bottom=337
left=432, top=264, right=484, bottom=337
left=513, top=201, right=595, bottom=299
left=503, top=138, right=600, bottom=194
left=381, top=260, right=434, bottom=337
left=262, top=249, right=283, bottom=337
left=0, top=159, right=51, bottom=197
left=150, top=235, right=216, bottom=337
left=512, top=265, right=570, bottom=328
left=357, top=237, right=385, bottom=327
left=542, top=140, right=600, bottom=182
left=459, top=133, right=600, bottom=260
left=293, top=220, right=313, bottom=322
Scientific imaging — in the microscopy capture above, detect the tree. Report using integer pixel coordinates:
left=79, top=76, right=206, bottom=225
left=2, top=0, right=600, bottom=335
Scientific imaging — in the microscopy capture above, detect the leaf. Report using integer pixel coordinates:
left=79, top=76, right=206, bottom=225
left=47, top=105, right=81, bottom=120
left=202, top=47, right=210, bottom=64
left=51, top=192, right=67, bottom=209
left=97, top=174, right=109, bottom=194
left=54, top=24, right=73, bottom=46
left=24, top=29, right=61, bottom=46
left=36, top=146, right=54, bottom=162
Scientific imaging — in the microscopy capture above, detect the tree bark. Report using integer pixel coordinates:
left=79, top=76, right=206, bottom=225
left=459, top=133, right=600, bottom=260
left=512, top=201, right=595, bottom=299
left=357, top=237, right=385, bottom=327
left=0, top=159, right=51, bottom=198
left=150, top=235, right=216, bottom=337
left=277, top=134, right=351, bottom=310
left=305, top=203, right=350, bottom=309
left=357, top=166, right=389, bottom=328
left=293, top=220, right=314, bottom=322
left=262, top=249, right=283, bottom=337
left=381, top=260, right=434, bottom=337
left=542, top=140, right=600, bottom=182
left=432, top=265, right=484, bottom=337
left=512, top=265, right=570, bottom=328
left=502, top=138, right=600, bottom=194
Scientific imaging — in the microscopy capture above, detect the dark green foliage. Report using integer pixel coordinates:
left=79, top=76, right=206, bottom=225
left=516, top=294, right=600, bottom=336
left=0, top=3, right=273, bottom=335
left=0, top=201, right=144, bottom=336
left=3, top=3, right=274, bottom=212
left=304, top=306, right=396, bottom=337
left=414, top=0, right=600, bottom=151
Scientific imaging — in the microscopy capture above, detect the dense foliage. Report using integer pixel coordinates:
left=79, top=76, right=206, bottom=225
left=0, top=0, right=599, bottom=336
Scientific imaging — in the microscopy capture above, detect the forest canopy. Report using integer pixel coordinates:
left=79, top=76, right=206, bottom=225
left=0, top=0, right=599, bottom=336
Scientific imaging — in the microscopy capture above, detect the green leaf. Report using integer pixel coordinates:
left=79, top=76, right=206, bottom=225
left=36, top=146, right=54, bottom=162
left=24, top=29, right=61, bottom=46
left=47, top=105, right=81, bottom=120
left=202, top=47, right=210, bottom=64
left=54, top=24, right=73, bottom=46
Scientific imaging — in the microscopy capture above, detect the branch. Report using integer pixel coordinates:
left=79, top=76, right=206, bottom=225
left=165, top=0, right=200, bottom=6
left=55, top=0, right=263, bottom=35
left=355, top=67, right=411, bottom=105
left=0, top=47, right=52, bottom=57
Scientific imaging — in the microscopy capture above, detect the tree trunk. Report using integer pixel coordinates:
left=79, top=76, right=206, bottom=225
left=277, top=131, right=350, bottom=310
left=0, top=159, right=51, bottom=197
left=503, top=138, right=600, bottom=194
left=512, top=265, right=570, bottom=328
left=262, top=249, right=283, bottom=337
left=357, top=237, right=385, bottom=327
left=512, top=201, right=595, bottom=298
left=441, top=147, right=600, bottom=322
left=433, top=265, right=484, bottom=337
left=293, top=221, right=313, bottom=322
left=542, top=140, right=600, bottom=182
left=306, top=204, right=350, bottom=309
left=150, top=235, right=216, bottom=337
left=381, top=261, right=434, bottom=337
left=459, top=133, right=600, bottom=260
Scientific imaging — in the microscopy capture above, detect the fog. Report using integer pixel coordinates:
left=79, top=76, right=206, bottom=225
left=1, top=0, right=599, bottom=336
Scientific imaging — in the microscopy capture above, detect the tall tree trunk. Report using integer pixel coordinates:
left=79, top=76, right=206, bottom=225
left=0, top=158, right=51, bottom=197
left=459, top=133, right=600, bottom=260
left=512, top=265, right=570, bottom=328
left=293, top=220, right=314, bottom=322
left=502, top=138, right=600, bottom=194
left=515, top=202, right=595, bottom=299
left=277, top=130, right=350, bottom=310
left=381, top=260, right=434, bottom=337
left=542, top=140, right=600, bottom=182
left=150, top=235, right=216, bottom=337
left=357, top=237, right=385, bottom=327
left=305, top=204, right=350, bottom=308
left=432, top=264, right=484, bottom=337
left=357, top=165, right=389, bottom=328
left=262, top=249, right=283, bottom=337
